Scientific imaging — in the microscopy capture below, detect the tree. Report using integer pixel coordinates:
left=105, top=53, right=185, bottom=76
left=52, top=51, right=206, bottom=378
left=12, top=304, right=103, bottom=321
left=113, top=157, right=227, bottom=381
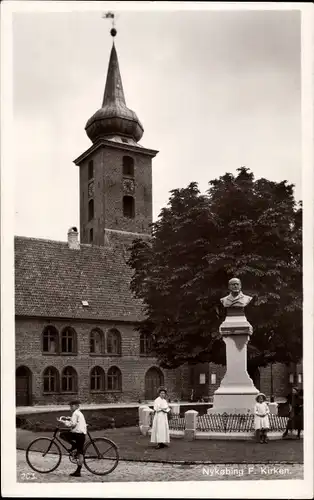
left=128, top=168, right=302, bottom=372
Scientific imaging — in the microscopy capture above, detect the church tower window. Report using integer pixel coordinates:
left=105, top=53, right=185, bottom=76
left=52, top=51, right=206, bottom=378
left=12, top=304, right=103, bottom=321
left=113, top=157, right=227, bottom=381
left=88, top=199, right=94, bottom=221
left=123, top=196, right=135, bottom=219
left=123, top=156, right=134, bottom=177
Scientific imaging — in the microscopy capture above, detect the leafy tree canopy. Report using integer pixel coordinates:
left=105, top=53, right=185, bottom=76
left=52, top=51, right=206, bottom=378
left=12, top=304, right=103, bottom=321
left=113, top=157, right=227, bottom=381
left=128, top=168, right=302, bottom=371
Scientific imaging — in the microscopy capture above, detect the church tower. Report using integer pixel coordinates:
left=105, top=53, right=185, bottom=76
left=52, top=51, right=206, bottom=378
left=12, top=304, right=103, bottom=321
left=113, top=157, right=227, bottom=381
left=74, top=26, right=158, bottom=246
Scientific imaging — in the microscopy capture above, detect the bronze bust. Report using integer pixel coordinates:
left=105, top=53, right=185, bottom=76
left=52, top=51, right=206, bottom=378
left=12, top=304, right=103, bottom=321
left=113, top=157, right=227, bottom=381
left=220, top=278, right=252, bottom=308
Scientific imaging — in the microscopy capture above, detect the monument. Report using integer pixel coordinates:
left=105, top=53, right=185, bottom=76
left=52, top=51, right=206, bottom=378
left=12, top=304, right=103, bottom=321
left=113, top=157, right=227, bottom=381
left=209, top=278, right=259, bottom=413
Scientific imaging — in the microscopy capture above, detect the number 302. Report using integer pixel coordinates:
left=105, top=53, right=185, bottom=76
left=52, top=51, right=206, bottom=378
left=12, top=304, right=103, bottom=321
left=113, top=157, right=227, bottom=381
left=21, top=472, right=36, bottom=480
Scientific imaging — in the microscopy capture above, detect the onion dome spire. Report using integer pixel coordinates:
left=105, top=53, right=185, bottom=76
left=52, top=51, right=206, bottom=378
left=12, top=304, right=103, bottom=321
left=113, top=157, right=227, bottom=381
left=85, top=18, right=144, bottom=144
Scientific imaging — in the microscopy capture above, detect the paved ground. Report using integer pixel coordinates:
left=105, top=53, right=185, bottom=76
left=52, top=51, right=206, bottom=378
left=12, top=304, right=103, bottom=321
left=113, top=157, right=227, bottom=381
left=17, top=427, right=303, bottom=464
left=17, top=450, right=303, bottom=483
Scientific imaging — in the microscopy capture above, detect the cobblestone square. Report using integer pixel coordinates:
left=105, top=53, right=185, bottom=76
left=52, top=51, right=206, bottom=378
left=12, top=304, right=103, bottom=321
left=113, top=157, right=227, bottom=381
left=17, top=450, right=303, bottom=483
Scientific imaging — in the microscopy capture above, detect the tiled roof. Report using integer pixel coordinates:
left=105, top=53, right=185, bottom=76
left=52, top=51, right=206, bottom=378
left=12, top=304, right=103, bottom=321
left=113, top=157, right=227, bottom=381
left=15, top=232, right=147, bottom=322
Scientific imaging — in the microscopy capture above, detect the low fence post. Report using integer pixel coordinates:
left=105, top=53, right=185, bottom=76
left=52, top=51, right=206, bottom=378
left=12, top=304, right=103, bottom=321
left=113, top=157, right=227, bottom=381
left=138, top=404, right=149, bottom=431
left=268, top=402, right=278, bottom=415
left=141, top=407, right=154, bottom=436
left=169, top=403, right=180, bottom=415
left=184, top=410, right=198, bottom=441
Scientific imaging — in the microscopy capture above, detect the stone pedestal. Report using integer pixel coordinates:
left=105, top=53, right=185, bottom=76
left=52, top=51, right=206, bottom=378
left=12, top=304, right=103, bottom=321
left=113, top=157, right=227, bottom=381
left=169, top=403, right=180, bottom=415
left=208, top=307, right=259, bottom=414
left=268, top=402, right=278, bottom=415
left=141, top=407, right=154, bottom=436
left=138, top=404, right=149, bottom=430
left=184, top=410, right=198, bottom=440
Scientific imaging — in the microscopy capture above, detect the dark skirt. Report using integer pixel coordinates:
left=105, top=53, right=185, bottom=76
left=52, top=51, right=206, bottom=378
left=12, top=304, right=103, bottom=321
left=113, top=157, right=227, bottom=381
left=287, top=407, right=303, bottom=431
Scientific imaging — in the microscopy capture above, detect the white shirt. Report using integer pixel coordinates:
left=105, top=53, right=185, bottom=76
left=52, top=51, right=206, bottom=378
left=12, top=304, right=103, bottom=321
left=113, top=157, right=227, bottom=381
left=66, top=409, right=87, bottom=434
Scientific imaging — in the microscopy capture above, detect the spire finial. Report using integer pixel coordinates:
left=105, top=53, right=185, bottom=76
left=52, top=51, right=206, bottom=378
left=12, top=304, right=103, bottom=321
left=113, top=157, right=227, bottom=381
left=103, top=11, right=117, bottom=38
left=85, top=12, right=144, bottom=144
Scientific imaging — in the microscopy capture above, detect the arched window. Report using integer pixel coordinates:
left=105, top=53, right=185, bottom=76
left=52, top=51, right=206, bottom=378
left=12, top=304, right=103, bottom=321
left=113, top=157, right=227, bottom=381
left=61, top=327, right=77, bottom=354
left=88, top=199, right=94, bottom=221
left=43, top=367, right=59, bottom=393
left=61, top=366, right=78, bottom=393
left=140, top=332, right=154, bottom=356
left=123, top=196, right=135, bottom=219
left=90, top=329, right=104, bottom=354
left=107, top=329, right=121, bottom=355
left=90, top=366, right=105, bottom=392
left=107, top=366, right=122, bottom=391
left=42, top=326, right=59, bottom=354
left=122, top=156, right=134, bottom=177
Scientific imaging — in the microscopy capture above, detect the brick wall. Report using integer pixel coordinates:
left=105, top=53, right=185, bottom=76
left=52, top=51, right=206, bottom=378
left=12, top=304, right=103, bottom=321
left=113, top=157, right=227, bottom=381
left=16, top=317, right=295, bottom=406
left=15, top=317, right=182, bottom=406
left=257, top=363, right=288, bottom=398
left=208, top=363, right=226, bottom=396
left=177, top=363, right=228, bottom=400
left=79, top=145, right=153, bottom=246
left=189, top=361, right=290, bottom=399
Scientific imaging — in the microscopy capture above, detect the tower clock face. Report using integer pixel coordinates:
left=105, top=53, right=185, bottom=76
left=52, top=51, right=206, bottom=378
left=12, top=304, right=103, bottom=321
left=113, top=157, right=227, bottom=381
left=123, top=178, right=135, bottom=194
left=88, top=181, right=94, bottom=198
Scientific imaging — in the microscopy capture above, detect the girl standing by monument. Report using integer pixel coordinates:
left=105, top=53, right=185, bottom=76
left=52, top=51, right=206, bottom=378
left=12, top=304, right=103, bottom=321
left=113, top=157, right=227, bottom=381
left=150, top=388, right=171, bottom=449
left=254, top=393, right=270, bottom=443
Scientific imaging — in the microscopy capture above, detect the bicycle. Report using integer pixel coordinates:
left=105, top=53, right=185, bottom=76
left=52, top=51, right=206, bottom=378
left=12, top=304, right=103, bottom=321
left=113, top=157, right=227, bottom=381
left=26, top=424, right=119, bottom=476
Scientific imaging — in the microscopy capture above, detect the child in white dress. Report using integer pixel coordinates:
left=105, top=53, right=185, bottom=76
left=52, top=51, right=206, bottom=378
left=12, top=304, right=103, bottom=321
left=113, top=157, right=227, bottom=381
left=254, top=393, right=270, bottom=443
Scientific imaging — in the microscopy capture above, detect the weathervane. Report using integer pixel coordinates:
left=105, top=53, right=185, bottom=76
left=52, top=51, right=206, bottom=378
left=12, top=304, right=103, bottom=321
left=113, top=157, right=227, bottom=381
left=102, top=11, right=117, bottom=37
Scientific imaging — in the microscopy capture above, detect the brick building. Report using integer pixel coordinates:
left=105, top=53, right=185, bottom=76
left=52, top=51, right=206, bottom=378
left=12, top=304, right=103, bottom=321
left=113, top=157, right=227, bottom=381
left=15, top=29, right=301, bottom=407
left=15, top=31, right=190, bottom=406
left=15, top=233, right=189, bottom=406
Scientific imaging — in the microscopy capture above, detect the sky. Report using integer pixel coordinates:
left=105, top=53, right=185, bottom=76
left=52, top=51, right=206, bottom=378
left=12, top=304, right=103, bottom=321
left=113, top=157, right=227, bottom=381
left=13, top=6, right=301, bottom=242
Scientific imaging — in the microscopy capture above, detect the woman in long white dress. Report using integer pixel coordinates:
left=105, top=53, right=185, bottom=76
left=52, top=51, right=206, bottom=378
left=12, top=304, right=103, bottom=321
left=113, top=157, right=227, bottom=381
left=150, top=388, right=170, bottom=449
left=254, top=393, right=270, bottom=443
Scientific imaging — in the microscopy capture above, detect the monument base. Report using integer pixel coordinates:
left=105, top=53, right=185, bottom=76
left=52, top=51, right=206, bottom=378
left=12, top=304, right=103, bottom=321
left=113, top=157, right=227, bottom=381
left=209, top=380, right=259, bottom=414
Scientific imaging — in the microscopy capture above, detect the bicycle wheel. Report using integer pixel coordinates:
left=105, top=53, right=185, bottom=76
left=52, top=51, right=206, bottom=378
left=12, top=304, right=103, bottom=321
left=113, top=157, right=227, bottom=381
left=84, top=438, right=119, bottom=476
left=26, top=438, right=62, bottom=474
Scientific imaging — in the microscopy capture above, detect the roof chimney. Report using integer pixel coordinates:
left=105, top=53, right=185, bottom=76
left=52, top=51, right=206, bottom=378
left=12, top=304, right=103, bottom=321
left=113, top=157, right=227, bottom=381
left=68, top=227, right=79, bottom=250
